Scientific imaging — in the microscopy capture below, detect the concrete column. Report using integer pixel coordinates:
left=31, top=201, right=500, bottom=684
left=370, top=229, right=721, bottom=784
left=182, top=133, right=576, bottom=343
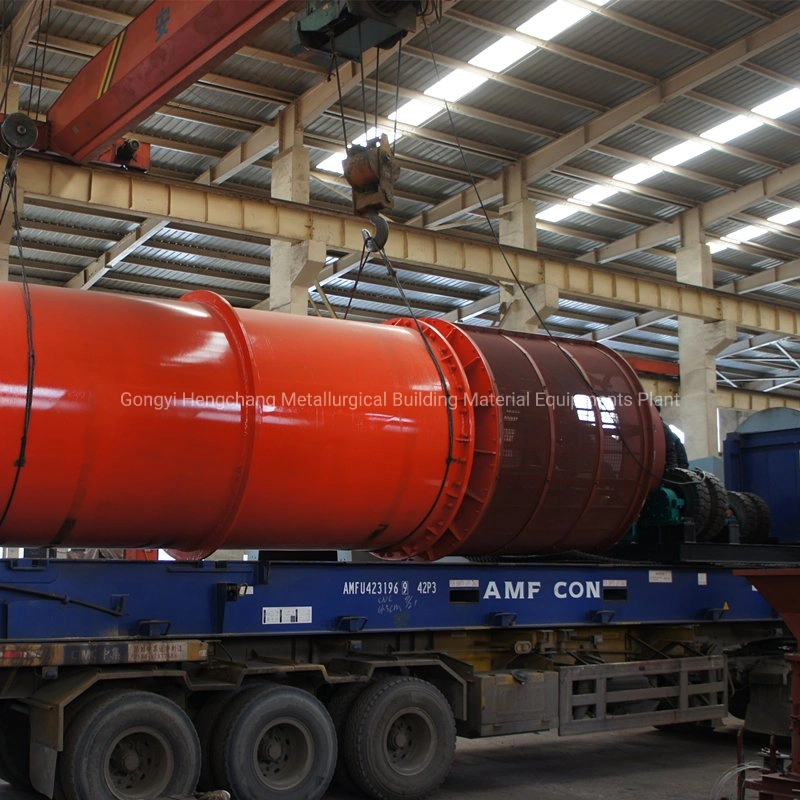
left=499, top=282, right=558, bottom=333
left=267, top=239, right=327, bottom=315
left=499, top=163, right=536, bottom=251
left=0, top=84, right=20, bottom=282
left=262, top=108, right=325, bottom=314
left=676, top=228, right=736, bottom=460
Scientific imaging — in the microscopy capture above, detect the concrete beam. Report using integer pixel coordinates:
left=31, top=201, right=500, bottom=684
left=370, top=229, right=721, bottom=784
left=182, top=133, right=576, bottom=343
left=582, top=310, right=672, bottom=341
left=441, top=293, right=499, bottom=322
left=65, top=218, right=169, bottom=289
left=18, top=158, right=800, bottom=337
left=593, top=159, right=800, bottom=263
left=726, top=257, right=800, bottom=294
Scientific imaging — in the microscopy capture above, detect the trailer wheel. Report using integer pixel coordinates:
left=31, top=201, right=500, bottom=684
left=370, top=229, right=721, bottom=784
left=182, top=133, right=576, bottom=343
left=194, top=690, right=238, bottom=791
left=213, top=684, right=336, bottom=800
left=326, top=683, right=367, bottom=792
left=60, top=690, right=200, bottom=800
left=343, top=676, right=456, bottom=800
left=0, top=702, right=30, bottom=788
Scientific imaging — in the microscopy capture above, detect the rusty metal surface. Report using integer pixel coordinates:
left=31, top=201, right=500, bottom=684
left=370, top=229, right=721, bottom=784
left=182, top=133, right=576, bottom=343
left=454, top=328, right=664, bottom=555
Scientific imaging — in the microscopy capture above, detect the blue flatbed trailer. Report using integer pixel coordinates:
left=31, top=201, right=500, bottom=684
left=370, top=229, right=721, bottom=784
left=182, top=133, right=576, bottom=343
left=0, top=557, right=789, bottom=800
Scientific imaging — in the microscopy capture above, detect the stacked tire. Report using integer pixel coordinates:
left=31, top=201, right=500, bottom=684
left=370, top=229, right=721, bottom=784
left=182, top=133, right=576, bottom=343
left=726, top=491, right=772, bottom=543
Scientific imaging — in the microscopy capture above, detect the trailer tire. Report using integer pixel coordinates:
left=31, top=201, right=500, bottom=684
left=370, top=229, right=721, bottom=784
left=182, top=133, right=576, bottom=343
left=0, top=703, right=30, bottom=788
left=213, top=684, right=336, bottom=800
left=326, top=683, right=367, bottom=792
left=60, top=690, right=201, bottom=800
left=343, top=676, right=456, bottom=800
left=194, top=690, right=237, bottom=791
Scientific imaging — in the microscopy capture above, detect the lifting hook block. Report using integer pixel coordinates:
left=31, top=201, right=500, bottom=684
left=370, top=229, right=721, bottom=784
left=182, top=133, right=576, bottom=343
left=362, top=212, right=389, bottom=253
left=343, top=133, right=398, bottom=251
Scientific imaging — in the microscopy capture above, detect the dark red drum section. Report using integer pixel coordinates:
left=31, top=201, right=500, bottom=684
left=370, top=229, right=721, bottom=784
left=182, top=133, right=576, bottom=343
left=0, top=283, right=664, bottom=560
left=447, top=326, right=665, bottom=556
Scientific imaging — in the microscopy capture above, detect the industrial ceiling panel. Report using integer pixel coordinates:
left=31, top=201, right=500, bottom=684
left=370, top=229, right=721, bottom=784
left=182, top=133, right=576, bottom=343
left=646, top=96, right=742, bottom=136
left=550, top=210, right=641, bottom=239
left=748, top=31, right=800, bottom=73
left=561, top=149, right=626, bottom=176
left=448, top=0, right=547, bottom=29
left=536, top=229, right=606, bottom=253
left=639, top=173, right=729, bottom=205
left=557, top=15, right=699, bottom=80
left=420, top=14, right=493, bottom=62
left=508, top=49, right=644, bottom=110
left=560, top=298, right=626, bottom=319
left=18, top=86, right=59, bottom=114
left=601, top=192, right=686, bottom=221
left=173, top=84, right=282, bottom=124
left=616, top=251, right=678, bottom=275
left=149, top=148, right=217, bottom=176
left=155, top=229, right=268, bottom=260
left=393, top=167, right=466, bottom=200
left=76, top=0, right=150, bottom=15
left=698, top=66, right=788, bottom=108
left=727, top=126, right=800, bottom=166
left=44, top=7, right=122, bottom=46
left=136, top=113, right=247, bottom=151
left=23, top=206, right=136, bottom=237
left=216, top=53, right=321, bottom=97
left=390, top=134, right=507, bottom=179
left=98, top=278, right=183, bottom=299
left=611, top=0, right=775, bottom=48
left=19, top=48, right=84, bottom=80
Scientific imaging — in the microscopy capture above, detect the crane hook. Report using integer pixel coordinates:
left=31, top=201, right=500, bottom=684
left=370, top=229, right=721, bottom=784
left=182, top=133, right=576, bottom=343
left=361, top=212, right=389, bottom=252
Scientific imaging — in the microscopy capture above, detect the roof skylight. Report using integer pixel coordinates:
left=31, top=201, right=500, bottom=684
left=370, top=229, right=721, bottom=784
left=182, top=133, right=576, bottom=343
left=653, top=140, right=711, bottom=166
left=768, top=207, right=800, bottom=226
left=613, top=164, right=663, bottom=184
left=701, top=115, right=762, bottom=144
left=469, top=36, right=536, bottom=72
left=518, top=0, right=591, bottom=41
left=752, top=88, right=800, bottom=119
left=722, top=224, right=769, bottom=244
left=390, top=99, right=441, bottom=127
left=572, top=184, right=617, bottom=206
left=424, top=69, right=487, bottom=102
left=317, top=153, right=346, bottom=174
left=538, top=204, right=578, bottom=222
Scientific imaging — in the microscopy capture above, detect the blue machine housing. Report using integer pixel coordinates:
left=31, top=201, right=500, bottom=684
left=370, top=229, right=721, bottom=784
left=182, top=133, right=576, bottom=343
left=724, top=426, right=800, bottom=543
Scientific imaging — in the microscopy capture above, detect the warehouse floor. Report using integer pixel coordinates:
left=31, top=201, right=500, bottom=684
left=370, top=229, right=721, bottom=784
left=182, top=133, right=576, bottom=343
left=0, top=720, right=775, bottom=799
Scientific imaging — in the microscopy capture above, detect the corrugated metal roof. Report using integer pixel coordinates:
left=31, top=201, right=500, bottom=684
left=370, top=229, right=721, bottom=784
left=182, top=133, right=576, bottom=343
left=44, top=6, right=123, bottom=45
left=612, top=0, right=778, bottom=49
left=509, top=50, right=641, bottom=110
left=748, top=32, right=800, bottom=75
left=559, top=14, right=700, bottom=81
left=4, top=0, right=799, bottom=393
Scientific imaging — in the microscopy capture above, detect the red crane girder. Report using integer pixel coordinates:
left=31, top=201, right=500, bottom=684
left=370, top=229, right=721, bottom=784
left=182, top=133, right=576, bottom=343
left=47, top=0, right=303, bottom=162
